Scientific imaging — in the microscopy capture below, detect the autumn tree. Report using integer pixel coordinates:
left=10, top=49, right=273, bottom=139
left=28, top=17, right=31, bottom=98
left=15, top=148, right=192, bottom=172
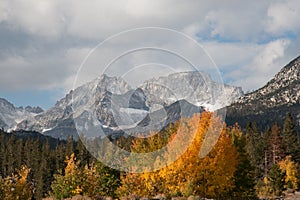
left=51, top=153, right=82, bottom=199
left=82, top=161, right=120, bottom=198
left=119, top=112, right=238, bottom=199
left=266, top=123, right=285, bottom=171
left=117, top=127, right=174, bottom=197
left=51, top=153, right=120, bottom=199
left=0, top=165, right=33, bottom=200
left=279, top=156, right=299, bottom=190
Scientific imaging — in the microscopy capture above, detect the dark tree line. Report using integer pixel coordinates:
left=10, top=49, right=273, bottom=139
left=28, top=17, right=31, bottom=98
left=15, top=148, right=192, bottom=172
left=243, top=113, right=300, bottom=196
left=0, top=130, right=93, bottom=199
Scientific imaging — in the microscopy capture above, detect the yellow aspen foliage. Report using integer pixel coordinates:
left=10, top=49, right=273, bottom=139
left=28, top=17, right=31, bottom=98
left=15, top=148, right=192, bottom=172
left=279, top=156, right=299, bottom=190
left=161, top=112, right=238, bottom=197
left=51, top=153, right=82, bottom=199
left=18, top=165, right=30, bottom=184
left=118, top=112, right=238, bottom=198
left=0, top=165, right=33, bottom=200
left=65, top=153, right=78, bottom=175
left=81, top=164, right=98, bottom=196
left=52, top=154, right=120, bottom=199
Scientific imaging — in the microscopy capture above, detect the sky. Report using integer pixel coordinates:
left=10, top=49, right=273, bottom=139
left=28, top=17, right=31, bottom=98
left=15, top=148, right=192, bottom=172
left=0, top=0, right=300, bottom=109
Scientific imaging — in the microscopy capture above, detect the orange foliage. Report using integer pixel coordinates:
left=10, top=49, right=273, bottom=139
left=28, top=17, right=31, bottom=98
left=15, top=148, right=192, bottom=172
left=118, top=112, right=238, bottom=198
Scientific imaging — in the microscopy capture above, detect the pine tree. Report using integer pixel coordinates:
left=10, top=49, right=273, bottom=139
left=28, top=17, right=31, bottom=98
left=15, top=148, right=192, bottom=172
left=268, top=164, right=284, bottom=196
left=15, top=139, right=23, bottom=171
left=35, top=140, right=52, bottom=199
left=75, top=138, right=92, bottom=168
left=24, top=138, right=34, bottom=170
left=282, top=113, right=300, bottom=162
left=245, top=122, right=263, bottom=178
left=5, top=134, right=17, bottom=176
left=266, top=123, right=285, bottom=172
left=54, top=142, right=66, bottom=172
left=0, top=131, right=6, bottom=176
left=66, top=136, right=75, bottom=157
left=231, top=127, right=257, bottom=199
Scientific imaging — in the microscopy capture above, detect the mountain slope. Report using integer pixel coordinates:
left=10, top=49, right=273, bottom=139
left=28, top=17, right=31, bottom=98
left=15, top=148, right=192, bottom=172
left=226, top=55, right=300, bottom=131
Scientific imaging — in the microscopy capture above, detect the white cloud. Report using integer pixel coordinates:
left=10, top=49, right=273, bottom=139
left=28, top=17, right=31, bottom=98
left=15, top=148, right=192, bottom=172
left=266, top=0, right=300, bottom=35
left=0, top=48, right=73, bottom=90
left=204, top=6, right=266, bottom=41
left=203, top=42, right=262, bottom=70
left=2, top=0, right=65, bottom=38
left=0, top=0, right=9, bottom=22
left=0, top=0, right=273, bottom=40
left=251, top=39, right=290, bottom=73
left=227, top=39, right=291, bottom=91
left=0, top=0, right=299, bottom=97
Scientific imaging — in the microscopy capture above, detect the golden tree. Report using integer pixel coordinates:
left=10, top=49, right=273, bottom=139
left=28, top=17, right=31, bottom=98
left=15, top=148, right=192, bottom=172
left=279, top=155, right=299, bottom=190
left=51, top=153, right=83, bottom=199
left=118, top=112, right=238, bottom=198
left=0, top=165, right=33, bottom=200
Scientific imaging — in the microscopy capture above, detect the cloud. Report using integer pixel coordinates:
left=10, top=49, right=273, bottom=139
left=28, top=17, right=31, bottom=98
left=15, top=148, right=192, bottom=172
left=226, top=39, right=291, bottom=91
left=266, top=0, right=300, bottom=36
left=0, top=47, right=73, bottom=91
left=203, top=2, right=269, bottom=41
left=1, top=0, right=65, bottom=38
left=0, top=0, right=279, bottom=41
left=0, top=0, right=299, bottom=99
left=65, top=28, right=218, bottom=89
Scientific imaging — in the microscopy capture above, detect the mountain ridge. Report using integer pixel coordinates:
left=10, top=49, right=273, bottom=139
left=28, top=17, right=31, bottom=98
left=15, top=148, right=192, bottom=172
left=12, top=71, right=242, bottom=139
left=0, top=98, right=43, bottom=130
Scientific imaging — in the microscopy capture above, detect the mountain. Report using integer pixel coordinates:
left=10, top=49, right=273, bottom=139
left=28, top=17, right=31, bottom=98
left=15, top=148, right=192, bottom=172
left=14, top=71, right=242, bottom=139
left=226, top=55, right=300, bottom=131
left=0, top=98, right=43, bottom=130
left=140, top=71, right=243, bottom=111
left=16, top=74, right=132, bottom=139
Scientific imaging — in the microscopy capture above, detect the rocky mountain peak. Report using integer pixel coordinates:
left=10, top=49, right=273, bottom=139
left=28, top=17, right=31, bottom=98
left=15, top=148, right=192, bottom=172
left=25, top=106, right=44, bottom=114
left=95, top=74, right=131, bottom=94
left=0, top=98, right=15, bottom=113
